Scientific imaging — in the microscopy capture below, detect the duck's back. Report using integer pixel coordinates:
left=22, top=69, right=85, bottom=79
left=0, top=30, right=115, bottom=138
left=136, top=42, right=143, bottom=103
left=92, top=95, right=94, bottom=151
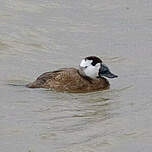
left=26, top=68, right=109, bottom=92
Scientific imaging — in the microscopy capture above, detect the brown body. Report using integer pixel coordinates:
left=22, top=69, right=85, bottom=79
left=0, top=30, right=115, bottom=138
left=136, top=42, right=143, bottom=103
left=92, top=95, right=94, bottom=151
left=26, top=68, right=109, bottom=93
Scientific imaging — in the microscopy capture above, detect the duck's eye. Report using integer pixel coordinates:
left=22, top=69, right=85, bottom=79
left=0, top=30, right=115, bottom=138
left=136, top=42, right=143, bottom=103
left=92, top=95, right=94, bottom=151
left=84, top=66, right=88, bottom=68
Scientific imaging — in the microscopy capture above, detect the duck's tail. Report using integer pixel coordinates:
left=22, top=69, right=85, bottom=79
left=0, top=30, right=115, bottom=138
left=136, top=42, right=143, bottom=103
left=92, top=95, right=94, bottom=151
left=26, top=81, right=41, bottom=88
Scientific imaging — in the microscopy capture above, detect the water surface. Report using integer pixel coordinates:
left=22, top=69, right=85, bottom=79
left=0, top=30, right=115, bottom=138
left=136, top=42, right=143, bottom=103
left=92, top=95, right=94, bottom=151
left=0, top=0, right=152, bottom=152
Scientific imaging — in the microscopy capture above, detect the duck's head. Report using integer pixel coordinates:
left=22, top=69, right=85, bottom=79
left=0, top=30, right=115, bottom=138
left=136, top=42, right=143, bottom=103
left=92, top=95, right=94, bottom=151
left=79, top=56, right=118, bottom=79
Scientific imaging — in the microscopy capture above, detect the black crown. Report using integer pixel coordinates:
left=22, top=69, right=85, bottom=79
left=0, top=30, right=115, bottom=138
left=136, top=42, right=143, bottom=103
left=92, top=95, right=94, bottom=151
left=85, top=56, right=102, bottom=66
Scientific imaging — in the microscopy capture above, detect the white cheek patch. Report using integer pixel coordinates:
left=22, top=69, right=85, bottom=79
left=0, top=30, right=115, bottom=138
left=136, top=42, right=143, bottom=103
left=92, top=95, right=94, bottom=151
left=79, top=59, right=101, bottom=79
left=80, top=59, right=92, bottom=67
left=84, top=63, right=101, bottom=79
left=95, top=63, right=101, bottom=69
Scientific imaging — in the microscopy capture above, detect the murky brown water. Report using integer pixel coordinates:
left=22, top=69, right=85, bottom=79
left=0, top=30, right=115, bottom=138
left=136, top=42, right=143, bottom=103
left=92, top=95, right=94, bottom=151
left=0, top=0, right=152, bottom=152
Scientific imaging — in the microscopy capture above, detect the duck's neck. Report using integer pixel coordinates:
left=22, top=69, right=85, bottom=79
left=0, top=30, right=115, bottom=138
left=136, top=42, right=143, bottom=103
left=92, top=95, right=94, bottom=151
left=77, top=69, right=93, bottom=83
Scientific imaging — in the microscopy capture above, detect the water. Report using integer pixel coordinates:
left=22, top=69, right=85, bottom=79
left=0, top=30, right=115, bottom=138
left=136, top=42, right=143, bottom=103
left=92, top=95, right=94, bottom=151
left=0, top=0, right=152, bottom=152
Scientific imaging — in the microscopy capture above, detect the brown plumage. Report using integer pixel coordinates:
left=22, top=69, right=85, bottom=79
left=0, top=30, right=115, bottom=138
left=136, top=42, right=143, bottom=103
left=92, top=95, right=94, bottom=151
left=26, top=68, right=109, bottom=93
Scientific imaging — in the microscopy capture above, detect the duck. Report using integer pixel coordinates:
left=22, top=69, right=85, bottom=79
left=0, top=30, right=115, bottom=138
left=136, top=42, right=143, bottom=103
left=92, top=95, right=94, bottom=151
left=26, top=56, right=118, bottom=93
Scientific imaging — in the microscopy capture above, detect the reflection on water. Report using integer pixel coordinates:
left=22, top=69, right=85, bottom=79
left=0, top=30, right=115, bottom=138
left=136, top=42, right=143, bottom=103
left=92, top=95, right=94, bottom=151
left=0, top=0, right=152, bottom=152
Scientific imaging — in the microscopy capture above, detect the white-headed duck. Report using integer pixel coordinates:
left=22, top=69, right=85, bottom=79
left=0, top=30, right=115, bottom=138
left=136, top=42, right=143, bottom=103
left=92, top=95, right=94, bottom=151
left=26, top=56, right=118, bottom=93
